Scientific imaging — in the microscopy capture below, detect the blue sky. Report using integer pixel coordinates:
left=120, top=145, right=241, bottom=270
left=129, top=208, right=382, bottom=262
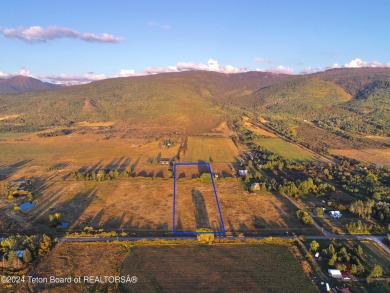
left=1, top=0, right=389, bottom=83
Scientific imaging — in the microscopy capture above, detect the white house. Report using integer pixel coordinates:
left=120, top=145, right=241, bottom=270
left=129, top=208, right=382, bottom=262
left=328, top=269, right=342, bottom=279
left=329, top=211, right=342, bottom=218
left=238, top=170, right=248, bottom=176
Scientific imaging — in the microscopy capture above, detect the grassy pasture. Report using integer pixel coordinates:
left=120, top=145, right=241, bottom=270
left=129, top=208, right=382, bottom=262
left=255, top=137, right=318, bottom=162
left=0, top=131, right=181, bottom=180
left=183, top=136, right=238, bottom=163
left=19, top=242, right=316, bottom=293
left=1, top=178, right=317, bottom=235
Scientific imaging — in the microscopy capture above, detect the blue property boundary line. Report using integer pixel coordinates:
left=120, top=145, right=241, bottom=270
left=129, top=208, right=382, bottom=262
left=172, top=162, right=226, bottom=235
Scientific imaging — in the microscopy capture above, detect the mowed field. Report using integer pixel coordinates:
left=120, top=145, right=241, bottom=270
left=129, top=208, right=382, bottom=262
left=18, top=242, right=316, bottom=293
left=255, top=137, right=319, bottom=162
left=183, top=136, right=238, bottom=163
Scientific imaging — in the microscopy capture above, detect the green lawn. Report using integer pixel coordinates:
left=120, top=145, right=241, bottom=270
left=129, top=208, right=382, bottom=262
left=255, top=137, right=319, bottom=162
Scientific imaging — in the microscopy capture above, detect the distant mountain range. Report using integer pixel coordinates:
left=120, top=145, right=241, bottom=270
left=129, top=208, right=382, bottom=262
left=0, top=68, right=389, bottom=140
left=0, top=75, right=61, bottom=94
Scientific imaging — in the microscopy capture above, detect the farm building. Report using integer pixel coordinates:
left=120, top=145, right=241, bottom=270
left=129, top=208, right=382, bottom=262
left=328, top=269, right=342, bottom=279
left=159, top=158, right=170, bottom=165
left=238, top=170, right=248, bottom=176
left=329, top=211, right=342, bottom=218
left=251, top=183, right=261, bottom=190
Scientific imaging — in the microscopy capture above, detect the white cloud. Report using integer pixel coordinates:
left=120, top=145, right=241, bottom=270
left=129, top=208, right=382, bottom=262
left=299, top=58, right=390, bottom=74
left=176, top=59, right=246, bottom=74
left=147, top=21, right=171, bottom=30
left=344, top=58, right=390, bottom=68
left=0, top=71, right=10, bottom=78
left=256, top=65, right=294, bottom=75
left=0, top=25, right=125, bottom=43
left=255, top=57, right=272, bottom=64
left=118, top=69, right=136, bottom=77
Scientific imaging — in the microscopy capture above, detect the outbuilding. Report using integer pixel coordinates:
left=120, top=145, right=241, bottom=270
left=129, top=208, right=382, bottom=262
left=328, top=269, right=343, bottom=279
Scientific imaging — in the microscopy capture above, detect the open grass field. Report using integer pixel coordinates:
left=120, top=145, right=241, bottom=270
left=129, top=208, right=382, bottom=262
left=0, top=131, right=181, bottom=180
left=0, top=177, right=318, bottom=235
left=183, top=136, right=239, bottom=163
left=18, top=242, right=316, bottom=293
left=255, top=137, right=319, bottom=162
left=365, top=135, right=390, bottom=145
left=175, top=169, right=223, bottom=232
left=331, top=148, right=390, bottom=166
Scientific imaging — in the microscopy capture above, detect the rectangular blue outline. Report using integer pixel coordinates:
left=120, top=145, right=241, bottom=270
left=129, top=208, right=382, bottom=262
left=172, top=162, right=226, bottom=235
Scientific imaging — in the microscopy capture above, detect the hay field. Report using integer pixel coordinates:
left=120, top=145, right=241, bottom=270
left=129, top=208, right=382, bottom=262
left=183, top=136, right=238, bottom=163
left=255, top=138, right=319, bottom=162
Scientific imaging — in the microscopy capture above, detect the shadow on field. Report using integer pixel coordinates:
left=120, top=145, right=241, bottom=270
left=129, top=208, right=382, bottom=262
left=197, top=160, right=209, bottom=176
left=0, top=159, right=33, bottom=179
left=192, top=189, right=210, bottom=229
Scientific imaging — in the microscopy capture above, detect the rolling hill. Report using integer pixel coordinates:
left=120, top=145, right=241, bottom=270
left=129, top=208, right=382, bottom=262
left=0, top=75, right=61, bottom=94
left=0, top=71, right=289, bottom=135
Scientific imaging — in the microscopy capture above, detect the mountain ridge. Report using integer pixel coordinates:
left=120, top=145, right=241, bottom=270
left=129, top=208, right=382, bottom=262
left=0, top=75, right=61, bottom=94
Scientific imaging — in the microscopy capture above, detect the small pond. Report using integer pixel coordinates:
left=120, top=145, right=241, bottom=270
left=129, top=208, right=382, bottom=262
left=19, top=202, right=35, bottom=211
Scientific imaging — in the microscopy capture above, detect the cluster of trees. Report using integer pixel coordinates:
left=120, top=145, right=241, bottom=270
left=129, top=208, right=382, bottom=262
left=316, top=116, right=385, bottom=136
left=69, top=169, right=127, bottom=181
left=296, top=210, right=314, bottom=225
left=37, top=129, right=72, bottom=137
left=48, top=213, right=61, bottom=228
left=0, top=125, right=47, bottom=133
left=0, top=234, right=53, bottom=271
left=349, top=200, right=375, bottom=220
left=345, top=220, right=385, bottom=235
left=196, top=228, right=214, bottom=245
left=373, top=203, right=390, bottom=225
left=320, top=241, right=371, bottom=277
left=278, top=178, right=336, bottom=198
left=66, top=227, right=128, bottom=238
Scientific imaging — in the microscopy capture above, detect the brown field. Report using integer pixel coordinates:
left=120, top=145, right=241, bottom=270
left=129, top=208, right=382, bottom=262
left=245, top=122, right=278, bottom=137
left=1, top=176, right=317, bottom=235
left=175, top=170, right=223, bottom=232
left=296, top=123, right=384, bottom=150
left=331, top=148, right=390, bottom=166
left=18, top=242, right=316, bottom=293
left=365, top=135, right=390, bottom=144
left=0, top=131, right=180, bottom=179
left=74, top=121, right=116, bottom=127
left=1, top=131, right=315, bottom=236
left=0, top=114, right=20, bottom=121
left=242, top=116, right=277, bottom=137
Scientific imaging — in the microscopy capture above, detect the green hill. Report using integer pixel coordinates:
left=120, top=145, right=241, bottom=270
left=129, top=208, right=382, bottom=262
left=238, top=77, right=352, bottom=121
